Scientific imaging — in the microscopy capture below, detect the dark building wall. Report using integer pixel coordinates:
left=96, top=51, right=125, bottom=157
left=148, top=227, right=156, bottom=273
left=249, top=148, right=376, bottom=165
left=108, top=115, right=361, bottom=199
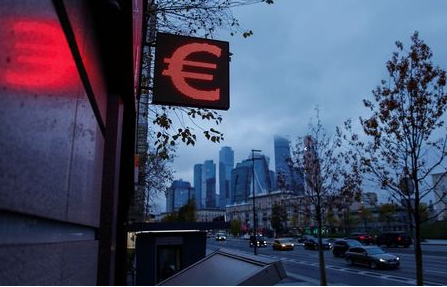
left=0, top=0, right=137, bottom=285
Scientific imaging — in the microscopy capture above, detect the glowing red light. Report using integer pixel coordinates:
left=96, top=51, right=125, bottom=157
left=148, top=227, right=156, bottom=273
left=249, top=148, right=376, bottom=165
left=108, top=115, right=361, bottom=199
left=360, top=236, right=365, bottom=240
left=162, top=42, right=221, bottom=101
left=398, top=236, right=401, bottom=241
left=3, top=20, right=77, bottom=89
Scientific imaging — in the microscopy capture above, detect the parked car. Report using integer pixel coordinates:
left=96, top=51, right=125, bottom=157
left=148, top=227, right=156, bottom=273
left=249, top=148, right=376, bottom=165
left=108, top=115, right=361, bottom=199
left=272, top=238, right=295, bottom=251
left=297, top=235, right=316, bottom=244
left=376, top=231, right=412, bottom=248
left=346, top=233, right=374, bottom=245
left=250, top=236, right=267, bottom=247
left=332, top=239, right=363, bottom=257
left=345, top=246, right=400, bottom=269
left=303, top=237, right=331, bottom=250
left=215, top=232, right=227, bottom=241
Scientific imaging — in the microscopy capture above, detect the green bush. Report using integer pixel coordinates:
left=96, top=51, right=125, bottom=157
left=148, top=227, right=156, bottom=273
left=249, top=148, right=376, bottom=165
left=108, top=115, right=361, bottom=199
left=421, top=221, right=447, bottom=239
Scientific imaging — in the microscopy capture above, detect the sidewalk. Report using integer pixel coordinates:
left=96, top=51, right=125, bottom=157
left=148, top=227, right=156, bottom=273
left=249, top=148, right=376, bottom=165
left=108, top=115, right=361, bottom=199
left=421, top=239, right=447, bottom=245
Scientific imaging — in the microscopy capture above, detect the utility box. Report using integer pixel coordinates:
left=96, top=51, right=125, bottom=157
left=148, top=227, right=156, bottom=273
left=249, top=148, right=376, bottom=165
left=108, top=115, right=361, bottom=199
left=135, top=231, right=206, bottom=285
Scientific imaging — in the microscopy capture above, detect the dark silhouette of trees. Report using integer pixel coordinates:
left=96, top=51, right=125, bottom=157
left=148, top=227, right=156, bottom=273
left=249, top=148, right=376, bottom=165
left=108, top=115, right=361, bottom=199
left=343, top=31, right=447, bottom=285
left=271, top=202, right=287, bottom=236
left=163, top=199, right=197, bottom=222
left=378, top=203, right=397, bottom=229
left=288, top=109, right=362, bottom=286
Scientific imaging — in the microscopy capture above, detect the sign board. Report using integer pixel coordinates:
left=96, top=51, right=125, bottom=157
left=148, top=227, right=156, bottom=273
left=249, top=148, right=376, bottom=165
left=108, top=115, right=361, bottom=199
left=153, top=32, right=229, bottom=110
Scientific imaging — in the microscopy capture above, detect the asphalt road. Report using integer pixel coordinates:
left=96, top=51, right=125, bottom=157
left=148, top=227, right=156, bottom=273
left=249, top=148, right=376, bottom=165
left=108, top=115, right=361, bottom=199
left=207, top=237, right=447, bottom=286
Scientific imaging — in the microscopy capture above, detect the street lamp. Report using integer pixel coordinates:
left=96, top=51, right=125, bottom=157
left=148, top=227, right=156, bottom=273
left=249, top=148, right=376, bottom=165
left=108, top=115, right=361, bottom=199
left=251, top=149, right=261, bottom=255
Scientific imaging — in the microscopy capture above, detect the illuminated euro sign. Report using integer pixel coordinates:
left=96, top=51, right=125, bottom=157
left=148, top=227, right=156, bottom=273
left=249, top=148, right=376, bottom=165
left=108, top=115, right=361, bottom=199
left=5, top=21, right=76, bottom=88
left=162, top=42, right=221, bottom=101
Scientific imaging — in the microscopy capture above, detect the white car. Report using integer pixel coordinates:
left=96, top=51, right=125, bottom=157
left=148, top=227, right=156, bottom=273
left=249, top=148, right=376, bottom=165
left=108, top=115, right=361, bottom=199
left=215, top=233, right=227, bottom=241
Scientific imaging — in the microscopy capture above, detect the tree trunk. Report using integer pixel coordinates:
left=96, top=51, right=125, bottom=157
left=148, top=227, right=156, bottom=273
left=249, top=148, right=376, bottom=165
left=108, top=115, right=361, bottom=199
left=413, top=195, right=423, bottom=285
left=316, top=204, right=327, bottom=286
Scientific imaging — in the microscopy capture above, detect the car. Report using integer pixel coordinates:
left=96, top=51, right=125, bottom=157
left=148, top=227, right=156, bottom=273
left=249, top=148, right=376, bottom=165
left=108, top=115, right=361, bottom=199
left=346, top=233, right=374, bottom=245
left=215, top=232, right=227, bottom=241
left=297, top=235, right=316, bottom=244
left=272, top=238, right=295, bottom=251
left=332, top=239, right=363, bottom=257
left=376, top=231, right=412, bottom=248
left=345, top=246, right=400, bottom=269
left=250, top=236, right=267, bottom=247
left=303, top=237, right=331, bottom=250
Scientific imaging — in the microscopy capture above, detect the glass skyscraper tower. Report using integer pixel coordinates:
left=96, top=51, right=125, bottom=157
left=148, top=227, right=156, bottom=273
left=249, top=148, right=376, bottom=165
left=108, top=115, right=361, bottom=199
left=274, top=135, right=304, bottom=194
left=193, top=164, right=202, bottom=209
left=219, top=146, right=234, bottom=208
left=201, top=160, right=217, bottom=208
left=230, top=151, right=274, bottom=204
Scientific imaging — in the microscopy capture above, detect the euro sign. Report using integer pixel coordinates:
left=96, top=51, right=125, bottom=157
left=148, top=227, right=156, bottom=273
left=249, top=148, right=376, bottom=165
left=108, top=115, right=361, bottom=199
left=5, top=20, right=76, bottom=88
left=162, top=42, right=222, bottom=101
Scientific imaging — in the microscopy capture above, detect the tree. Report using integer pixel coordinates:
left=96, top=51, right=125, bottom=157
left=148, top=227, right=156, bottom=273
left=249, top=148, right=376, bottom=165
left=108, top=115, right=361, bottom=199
left=143, top=147, right=175, bottom=215
left=142, top=0, right=275, bottom=159
left=343, top=31, right=447, bottom=285
left=357, top=205, right=374, bottom=232
left=135, top=0, right=275, bottom=215
left=271, top=202, right=287, bottom=235
left=288, top=109, right=362, bottom=286
left=378, top=203, right=397, bottom=229
left=230, top=219, right=242, bottom=236
left=177, top=199, right=197, bottom=222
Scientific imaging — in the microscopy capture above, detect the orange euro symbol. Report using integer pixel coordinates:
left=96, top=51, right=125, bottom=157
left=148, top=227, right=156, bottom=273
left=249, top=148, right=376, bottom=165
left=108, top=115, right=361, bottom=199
left=162, top=42, right=222, bottom=101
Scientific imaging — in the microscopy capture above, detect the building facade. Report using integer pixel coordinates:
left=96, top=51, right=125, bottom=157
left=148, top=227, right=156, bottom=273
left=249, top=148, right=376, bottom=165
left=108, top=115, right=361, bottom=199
left=226, top=191, right=315, bottom=233
left=193, top=164, right=202, bottom=209
left=166, top=180, right=195, bottom=213
left=432, top=172, right=447, bottom=220
left=230, top=152, right=274, bottom=205
left=0, top=1, right=143, bottom=284
left=197, top=209, right=226, bottom=222
left=274, top=135, right=303, bottom=194
left=219, top=146, right=234, bottom=208
left=202, top=160, right=217, bottom=208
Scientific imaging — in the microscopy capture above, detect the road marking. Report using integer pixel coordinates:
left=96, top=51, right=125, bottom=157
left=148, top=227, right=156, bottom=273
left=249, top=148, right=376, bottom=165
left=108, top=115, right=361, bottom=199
left=286, top=271, right=321, bottom=285
left=426, top=269, right=447, bottom=275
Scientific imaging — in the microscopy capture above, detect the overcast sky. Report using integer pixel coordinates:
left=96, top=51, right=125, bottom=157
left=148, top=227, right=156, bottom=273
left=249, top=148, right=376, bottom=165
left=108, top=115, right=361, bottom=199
left=155, top=0, right=447, bottom=212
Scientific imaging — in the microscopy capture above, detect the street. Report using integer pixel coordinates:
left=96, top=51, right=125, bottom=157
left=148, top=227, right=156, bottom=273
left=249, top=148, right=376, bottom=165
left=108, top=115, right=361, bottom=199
left=207, top=237, right=447, bottom=286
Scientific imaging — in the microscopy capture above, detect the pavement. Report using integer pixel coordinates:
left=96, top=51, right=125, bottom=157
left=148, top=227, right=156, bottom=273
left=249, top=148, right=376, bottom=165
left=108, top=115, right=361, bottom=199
left=421, top=239, right=447, bottom=245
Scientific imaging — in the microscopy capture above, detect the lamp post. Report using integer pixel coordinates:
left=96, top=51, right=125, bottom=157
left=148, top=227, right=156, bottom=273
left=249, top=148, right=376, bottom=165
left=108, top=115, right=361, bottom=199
left=251, top=149, right=261, bottom=255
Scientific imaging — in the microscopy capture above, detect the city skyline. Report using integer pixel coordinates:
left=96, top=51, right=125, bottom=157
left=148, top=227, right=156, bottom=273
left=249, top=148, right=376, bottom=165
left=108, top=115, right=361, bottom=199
left=161, top=1, right=447, bottom=211
left=163, top=135, right=297, bottom=212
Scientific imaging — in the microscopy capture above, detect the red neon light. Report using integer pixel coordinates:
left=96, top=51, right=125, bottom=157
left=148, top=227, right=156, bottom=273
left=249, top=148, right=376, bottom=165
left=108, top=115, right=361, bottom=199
left=162, top=42, right=221, bottom=101
left=3, top=20, right=77, bottom=89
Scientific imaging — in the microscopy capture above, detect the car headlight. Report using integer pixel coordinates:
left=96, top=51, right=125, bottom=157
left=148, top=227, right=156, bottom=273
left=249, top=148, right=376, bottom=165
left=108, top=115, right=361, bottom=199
left=263, top=241, right=266, bottom=244
left=281, top=244, right=286, bottom=247
left=396, top=257, right=400, bottom=261
left=379, top=258, right=386, bottom=262
left=291, top=243, right=294, bottom=246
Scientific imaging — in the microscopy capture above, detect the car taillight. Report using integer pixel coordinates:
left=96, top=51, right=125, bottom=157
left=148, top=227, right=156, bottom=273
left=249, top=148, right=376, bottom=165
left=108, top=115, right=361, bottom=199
left=398, top=236, right=401, bottom=241
left=360, top=236, right=365, bottom=240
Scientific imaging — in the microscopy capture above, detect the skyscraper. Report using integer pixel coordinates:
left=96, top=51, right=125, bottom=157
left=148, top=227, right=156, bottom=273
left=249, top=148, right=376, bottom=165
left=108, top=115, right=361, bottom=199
left=230, top=152, right=274, bottom=204
left=219, top=146, right=234, bottom=208
left=274, top=135, right=303, bottom=194
left=166, top=180, right=195, bottom=212
left=193, top=164, right=202, bottom=209
left=202, top=160, right=217, bottom=208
